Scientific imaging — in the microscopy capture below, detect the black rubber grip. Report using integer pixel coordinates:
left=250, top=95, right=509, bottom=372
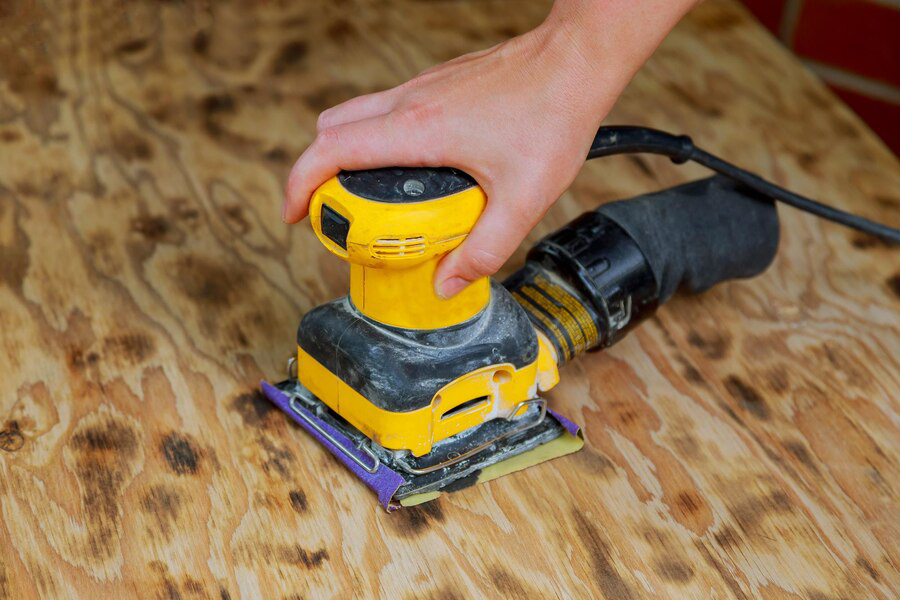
left=597, top=176, right=779, bottom=304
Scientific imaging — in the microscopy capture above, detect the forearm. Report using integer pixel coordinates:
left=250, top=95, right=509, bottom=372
left=534, top=0, right=699, bottom=122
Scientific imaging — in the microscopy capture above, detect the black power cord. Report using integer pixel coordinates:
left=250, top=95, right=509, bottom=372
left=588, top=126, right=900, bottom=243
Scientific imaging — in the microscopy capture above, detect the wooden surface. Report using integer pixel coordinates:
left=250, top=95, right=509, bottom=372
left=1, top=0, right=898, bottom=598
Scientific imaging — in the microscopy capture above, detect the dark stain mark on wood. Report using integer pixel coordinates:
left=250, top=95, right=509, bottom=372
left=169, top=198, right=199, bottom=223
left=69, top=348, right=101, bottom=370
left=174, top=255, right=247, bottom=307
left=653, top=558, right=695, bottom=583
left=717, top=400, right=743, bottom=426
left=851, top=234, right=897, bottom=249
left=227, top=324, right=250, bottom=348
left=855, top=556, right=879, bottom=581
left=69, top=413, right=140, bottom=558
left=806, top=590, right=850, bottom=600
left=0, top=558, right=8, bottom=600
left=303, top=83, right=360, bottom=113
left=113, top=131, right=154, bottom=161
left=610, top=401, right=641, bottom=428
left=783, top=440, right=821, bottom=475
left=672, top=433, right=702, bottom=460
left=199, top=94, right=239, bottom=142
left=149, top=560, right=182, bottom=600
left=687, top=330, right=730, bottom=360
left=874, top=194, right=898, bottom=209
left=289, top=489, right=308, bottom=514
left=103, top=332, right=155, bottom=364
left=327, top=19, right=355, bottom=43
left=264, top=146, right=290, bottom=163
left=158, top=579, right=181, bottom=600
left=71, top=418, right=138, bottom=456
left=576, top=448, right=617, bottom=476
left=161, top=433, right=200, bottom=475
left=675, top=490, right=705, bottom=516
left=223, top=204, right=250, bottom=235
left=4, top=55, right=62, bottom=100
left=411, top=589, right=462, bottom=600
left=258, top=437, right=295, bottom=478
left=713, top=524, right=741, bottom=549
left=140, top=484, right=182, bottom=540
left=572, top=510, right=635, bottom=600
left=489, top=566, right=529, bottom=597
left=886, top=273, right=900, bottom=299
left=201, top=93, right=236, bottom=116
left=724, top=375, right=770, bottom=420
left=392, top=501, right=445, bottom=536
left=271, top=40, right=309, bottom=75
left=131, top=215, right=171, bottom=242
left=0, top=194, right=30, bottom=292
left=682, top=363, right=705, bottom=385
left=219, top=588, right=232, bottom=600
left=0, top=129, right=20, bottom=142
left=276, top=545, right=328, bottom=568
left=0, top=421, right=24, bottom=452
left=232, top=391, right=274, bottom=427
left=183, top=578, right=204, bottom=595
left=494, top=25, right=520, bottom=38
left=730, top=490, right=793, bottom=536
left=192, top=30, right=209, bottom=54
left=117, top=38, right=149, bottom=55
left=797, top=152, right=818, bottom=172
left=766, top=367, right=789, bottom=394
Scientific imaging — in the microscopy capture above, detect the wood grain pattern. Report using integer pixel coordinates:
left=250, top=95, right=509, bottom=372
left=1, top=1, right=897, bottom=598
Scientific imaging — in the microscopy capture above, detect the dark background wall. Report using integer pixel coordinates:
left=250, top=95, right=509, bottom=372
left=740, top=0, right=899, bottom=155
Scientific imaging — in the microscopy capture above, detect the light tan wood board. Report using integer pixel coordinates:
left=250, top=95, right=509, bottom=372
left=1, top=0, right=898, bottom=598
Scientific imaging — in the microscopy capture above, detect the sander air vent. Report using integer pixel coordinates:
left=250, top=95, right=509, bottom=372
left=370, top=236, right=427, bottom=258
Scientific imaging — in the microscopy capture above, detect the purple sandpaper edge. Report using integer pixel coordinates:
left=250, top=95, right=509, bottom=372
left=548, top=408, right=582, bottom=438
left=260, top=381, right=406, bottom=511
left=261, top=381, right=583, bottom=510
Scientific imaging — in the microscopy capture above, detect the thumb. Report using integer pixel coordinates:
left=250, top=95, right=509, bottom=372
left=434, top=197, right=533, bottom=298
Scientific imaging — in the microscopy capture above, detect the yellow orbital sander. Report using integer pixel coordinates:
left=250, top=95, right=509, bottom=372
left=261, top=126, right=900, bottom=510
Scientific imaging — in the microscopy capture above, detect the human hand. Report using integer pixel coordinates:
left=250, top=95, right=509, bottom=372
left=284, top=0, right=695, bottom=297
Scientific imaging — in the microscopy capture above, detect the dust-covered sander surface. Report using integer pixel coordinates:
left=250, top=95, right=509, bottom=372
left=262, top=126, right=798, bottom=510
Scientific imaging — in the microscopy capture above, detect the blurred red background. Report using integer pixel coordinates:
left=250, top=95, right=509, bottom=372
left=740, top=0, right=899, bottom=155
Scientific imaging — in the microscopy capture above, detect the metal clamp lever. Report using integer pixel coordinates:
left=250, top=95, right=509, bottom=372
left=392, top=398, right=548, bottom=476
left=288, top=396, right=381, bottom=474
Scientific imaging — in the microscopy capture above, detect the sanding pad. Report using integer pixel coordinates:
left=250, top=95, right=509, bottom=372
left=261, top=381, right=583, bottom=511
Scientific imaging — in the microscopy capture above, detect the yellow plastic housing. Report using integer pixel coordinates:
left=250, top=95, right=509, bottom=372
left=296, top=336, right=560, bottom=457
left=308, top=176, right=489, bottom=329
left=301, top=174, right=561, bottom=456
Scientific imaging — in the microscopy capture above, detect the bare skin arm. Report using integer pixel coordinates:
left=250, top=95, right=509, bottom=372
left=284, top=0, right=698, bottom=298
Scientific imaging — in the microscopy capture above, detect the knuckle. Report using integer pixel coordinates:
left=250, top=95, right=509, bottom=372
left=315, top=110, right=333, bottom=132
left=399, top=100, right=442, bottom=125
left=317, top=125, right=343, bottom=147
left=465, top=246, right=506, bottom=276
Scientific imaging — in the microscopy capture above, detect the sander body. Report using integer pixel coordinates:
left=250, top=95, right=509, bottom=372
left=262, top=153, right=782, bottom=509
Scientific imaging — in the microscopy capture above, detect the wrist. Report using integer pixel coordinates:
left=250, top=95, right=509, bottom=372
left=534, top=0, right=696, bottom=115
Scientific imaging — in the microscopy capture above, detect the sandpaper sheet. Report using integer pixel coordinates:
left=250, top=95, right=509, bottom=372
left=261, top=382, right=583, bottom=511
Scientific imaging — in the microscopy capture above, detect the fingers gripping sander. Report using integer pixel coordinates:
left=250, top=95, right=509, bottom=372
left=262, top=168, right=780, bottom=510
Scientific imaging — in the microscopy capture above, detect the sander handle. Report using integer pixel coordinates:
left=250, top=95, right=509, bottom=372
left=504, top=176, right=779, bottom=362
